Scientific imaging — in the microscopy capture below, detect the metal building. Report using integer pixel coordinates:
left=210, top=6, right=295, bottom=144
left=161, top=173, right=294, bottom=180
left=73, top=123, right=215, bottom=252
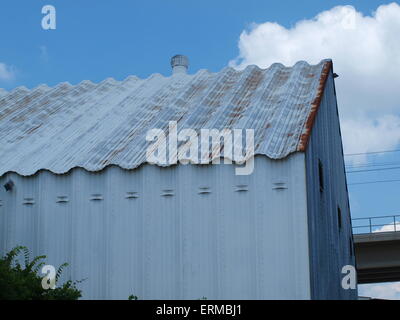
left=0, top=56, right=356, bottom=299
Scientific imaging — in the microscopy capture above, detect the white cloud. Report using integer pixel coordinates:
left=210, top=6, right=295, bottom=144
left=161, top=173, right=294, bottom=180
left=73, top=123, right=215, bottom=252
left=0, top=62, right=15, bottom=82
left=359, top=282, right=400, bottom=300
left=341, top=115, right=400, bottom=164
left=373, top=221, right=400, bottom=233
left=230, top=3, right=400, bottom=157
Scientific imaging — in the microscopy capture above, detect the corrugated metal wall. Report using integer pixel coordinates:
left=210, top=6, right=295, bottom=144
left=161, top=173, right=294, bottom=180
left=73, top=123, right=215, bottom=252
left=0, top=154, right=310, bottom=299
left=305, top=72, right=358, bottom=299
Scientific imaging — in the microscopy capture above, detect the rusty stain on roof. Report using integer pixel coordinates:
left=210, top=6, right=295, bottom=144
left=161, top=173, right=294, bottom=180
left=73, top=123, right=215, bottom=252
left=297, top=60, right=332, bottom=152
left=0, top=59, right=333, bottom=176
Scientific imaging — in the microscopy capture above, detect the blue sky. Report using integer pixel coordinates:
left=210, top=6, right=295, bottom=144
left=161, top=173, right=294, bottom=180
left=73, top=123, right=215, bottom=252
left=1, top=1, right=399, bottom=218
left=0, top=0, right=394, bottom=87
left=1, top=0, right=400, bottom=299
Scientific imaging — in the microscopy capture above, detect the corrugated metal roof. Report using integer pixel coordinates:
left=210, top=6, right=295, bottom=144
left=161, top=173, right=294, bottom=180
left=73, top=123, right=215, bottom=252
left=0, top=59, right=332, bottom=176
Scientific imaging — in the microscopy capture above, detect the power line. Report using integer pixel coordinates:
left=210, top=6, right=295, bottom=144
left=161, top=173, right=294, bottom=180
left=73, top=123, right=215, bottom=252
left=348, top=179, right=400, bottom=186
left=346, top=166, right=400, bottom=174
left=344, top=149, right=400, bottom=156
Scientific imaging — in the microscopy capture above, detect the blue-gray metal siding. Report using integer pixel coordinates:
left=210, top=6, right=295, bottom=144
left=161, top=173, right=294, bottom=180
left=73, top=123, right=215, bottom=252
left=0, top=154, right=310, bottom=299
left=305, top=72, right=357, bottom=299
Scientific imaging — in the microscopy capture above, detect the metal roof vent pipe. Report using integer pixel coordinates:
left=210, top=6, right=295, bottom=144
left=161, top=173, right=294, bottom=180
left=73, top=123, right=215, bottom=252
left=171, top=55, right=189, bottom=75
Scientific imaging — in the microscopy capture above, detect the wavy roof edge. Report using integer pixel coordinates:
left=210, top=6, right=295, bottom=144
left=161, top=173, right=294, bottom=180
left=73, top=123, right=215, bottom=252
left=1, top=153, right=292, bottom=177
left=0, top=59, right=332, bottom=93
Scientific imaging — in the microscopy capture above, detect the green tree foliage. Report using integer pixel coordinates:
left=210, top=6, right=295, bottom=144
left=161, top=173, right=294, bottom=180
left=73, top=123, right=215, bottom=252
left=0, top=246, right=82, bottom=300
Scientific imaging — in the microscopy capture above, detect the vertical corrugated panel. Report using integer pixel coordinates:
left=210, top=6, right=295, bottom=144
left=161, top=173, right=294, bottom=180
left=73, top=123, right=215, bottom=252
left=0, top=155, right=310, bottom=299
left=305, top=73, right=357, bottom=300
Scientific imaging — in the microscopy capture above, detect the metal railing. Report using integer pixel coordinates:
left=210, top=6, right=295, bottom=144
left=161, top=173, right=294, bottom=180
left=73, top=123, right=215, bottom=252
left=352, top=215, right=400, bottom=234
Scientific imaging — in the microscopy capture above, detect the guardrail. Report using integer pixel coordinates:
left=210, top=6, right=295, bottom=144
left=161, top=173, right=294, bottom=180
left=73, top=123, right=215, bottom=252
left=352, top=215, right=400, bottom=234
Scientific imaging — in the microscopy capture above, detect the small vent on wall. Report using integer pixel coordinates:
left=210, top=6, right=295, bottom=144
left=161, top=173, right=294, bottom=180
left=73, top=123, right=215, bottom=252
left=161, top=189, right=175, bottom=197
left=90, top=194, right=103, bottom=201
left=126, top=192, right=139, bottom=199
left=56, top=196, right=69, bottom=203
left=272, top=182, right=287, bottom=190
left=234, top=184, right=249, bottom=192
left=23, top=197, right=35, bottom=205
left=198, top=187, right=211, bottom=195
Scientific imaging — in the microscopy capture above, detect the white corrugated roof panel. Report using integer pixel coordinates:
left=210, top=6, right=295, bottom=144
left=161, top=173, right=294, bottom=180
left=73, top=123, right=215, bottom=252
left=0, top=59, right=332, bottom=176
